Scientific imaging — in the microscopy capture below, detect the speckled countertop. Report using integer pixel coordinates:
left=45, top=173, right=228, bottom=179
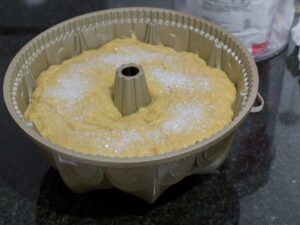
left=1, top=1, right=300, bottom=225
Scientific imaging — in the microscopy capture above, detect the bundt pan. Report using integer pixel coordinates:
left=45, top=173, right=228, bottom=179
left=3, top=8, right=263, bottom=203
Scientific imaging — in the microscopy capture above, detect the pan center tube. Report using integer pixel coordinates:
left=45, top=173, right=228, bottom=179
left=113, top=63, right=151, bottom=116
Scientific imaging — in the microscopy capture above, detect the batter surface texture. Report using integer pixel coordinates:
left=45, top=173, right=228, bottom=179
left=25, top=37, right=236, bottom=157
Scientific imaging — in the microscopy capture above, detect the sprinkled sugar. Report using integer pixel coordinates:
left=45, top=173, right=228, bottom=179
left=44, top=71, right=89, bottom=107
left=162, top=103, right=204, bottom=134
left=100, top=47, right=174, bottom=68
left=68, top=61, right=95, bottom=72
left=93, top=129, right=143, bottom=153
left=147, top=130, right=163, bottom=144
left=149, top=68, right=211, bottom=92
left=108, top=129, right=142, bottom=152
left=150, top=69, right=191, bottom=89
left=69, top=102, right=206, bottom=153
left=74, top=128, right=143, bottom=153
left=42, top=51, right=210, bottom=152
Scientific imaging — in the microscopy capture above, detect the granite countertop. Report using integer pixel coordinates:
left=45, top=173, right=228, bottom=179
left=1, top=1, right=300, bottom=225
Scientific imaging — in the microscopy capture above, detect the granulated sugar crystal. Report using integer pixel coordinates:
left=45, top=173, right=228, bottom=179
left=44, top=71, right=90, bottom=107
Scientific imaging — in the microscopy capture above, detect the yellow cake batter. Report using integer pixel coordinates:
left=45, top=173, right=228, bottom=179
left=25, top=36, right=236, bottom=157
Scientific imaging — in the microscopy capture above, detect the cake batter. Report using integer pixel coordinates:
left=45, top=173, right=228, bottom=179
left=25, top=36, right=236, bottom=157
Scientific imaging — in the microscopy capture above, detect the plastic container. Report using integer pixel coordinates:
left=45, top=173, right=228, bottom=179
left=175, top=0, right=295, bottom=61
left=3, top=8, right=262, bottom=203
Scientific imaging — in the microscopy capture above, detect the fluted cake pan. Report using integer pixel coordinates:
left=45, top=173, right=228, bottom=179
left=3, top=8, right=263, bottom=203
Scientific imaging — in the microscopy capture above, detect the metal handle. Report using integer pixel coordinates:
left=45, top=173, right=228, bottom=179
left=251, top=92, right=264, bottom=113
